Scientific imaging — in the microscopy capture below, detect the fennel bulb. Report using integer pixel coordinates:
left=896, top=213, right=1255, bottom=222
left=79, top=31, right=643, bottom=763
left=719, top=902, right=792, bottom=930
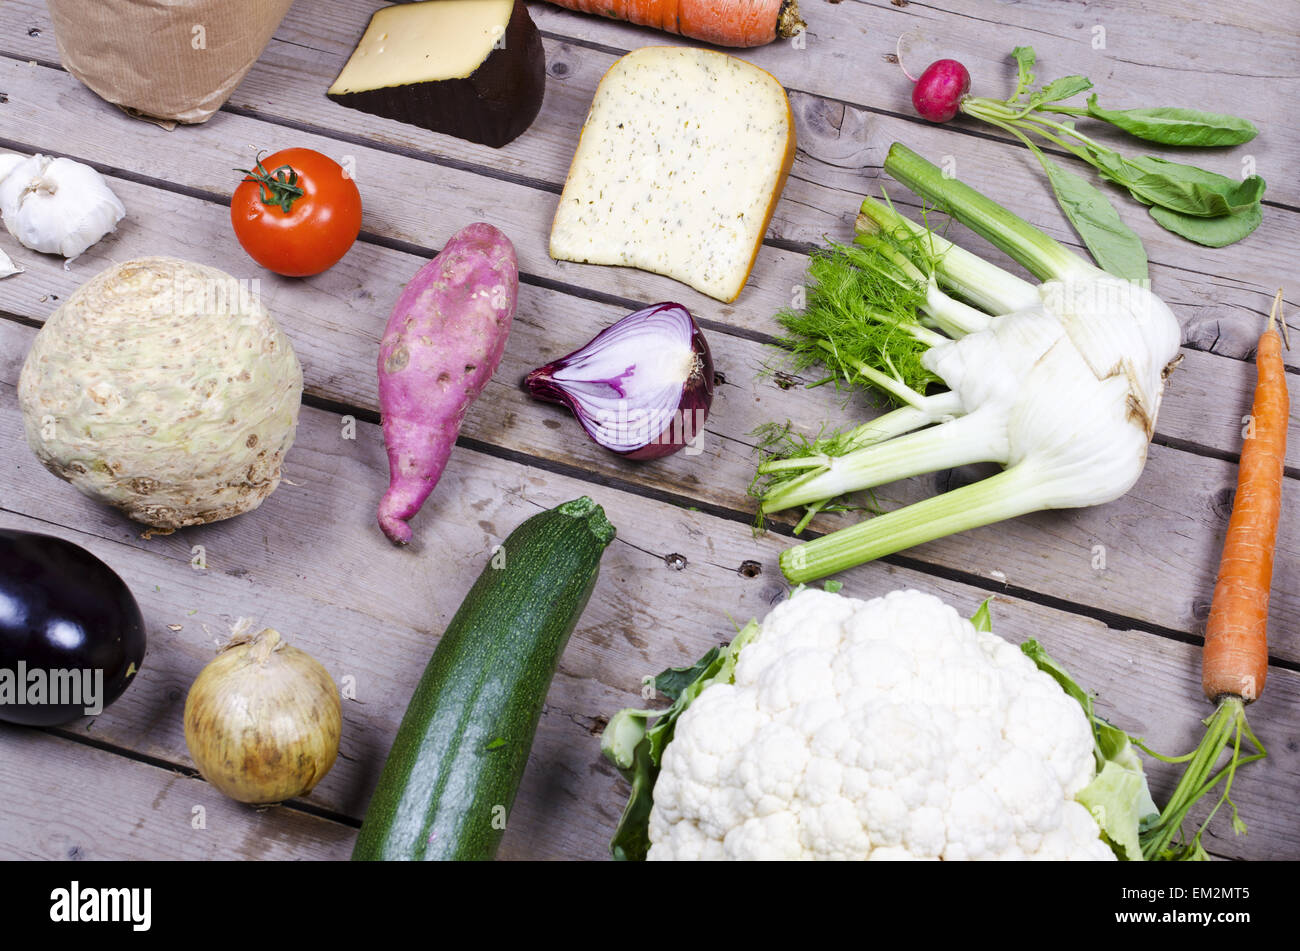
left=755, top=144, right=1183, bottom=582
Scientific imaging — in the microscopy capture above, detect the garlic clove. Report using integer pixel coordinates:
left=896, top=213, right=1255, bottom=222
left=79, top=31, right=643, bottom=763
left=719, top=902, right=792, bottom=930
left=0, top=247, right=21, bottom=278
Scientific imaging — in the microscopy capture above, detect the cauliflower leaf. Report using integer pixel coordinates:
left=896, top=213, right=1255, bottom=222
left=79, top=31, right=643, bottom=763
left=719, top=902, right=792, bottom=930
left=601, top=622, right=760, bottom=860
left=1020, top=638, right=1159, bottom=860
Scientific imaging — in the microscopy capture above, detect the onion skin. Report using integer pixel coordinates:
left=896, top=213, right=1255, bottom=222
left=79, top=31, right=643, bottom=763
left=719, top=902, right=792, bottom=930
left=524, top=303, right=715, bottom=460
left=183, top=628, right=341, bottom=805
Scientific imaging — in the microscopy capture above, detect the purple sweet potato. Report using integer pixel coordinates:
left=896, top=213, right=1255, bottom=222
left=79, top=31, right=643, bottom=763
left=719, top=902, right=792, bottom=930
left=377, top=223, right=518, bottom=545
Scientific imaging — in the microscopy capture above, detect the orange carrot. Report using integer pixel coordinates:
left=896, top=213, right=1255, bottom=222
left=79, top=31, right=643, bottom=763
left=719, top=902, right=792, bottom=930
left=1202, top=290, right=1289, bottom=703
left=1140, top=291, right=1286, bottom=860
left=544, top=0, right=805, bottom=47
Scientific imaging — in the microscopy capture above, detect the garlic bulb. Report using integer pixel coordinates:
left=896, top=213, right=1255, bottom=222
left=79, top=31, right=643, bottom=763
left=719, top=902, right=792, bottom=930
left=0, top=248, right=20, bottom=279
left=0, top=153, right=23, bottom=182
left=0, top=153, right=126, bottom=261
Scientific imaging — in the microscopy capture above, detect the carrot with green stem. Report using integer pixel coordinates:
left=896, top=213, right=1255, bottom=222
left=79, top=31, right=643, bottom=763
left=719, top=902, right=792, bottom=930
left=1140, top=289, right=1288, bottom=860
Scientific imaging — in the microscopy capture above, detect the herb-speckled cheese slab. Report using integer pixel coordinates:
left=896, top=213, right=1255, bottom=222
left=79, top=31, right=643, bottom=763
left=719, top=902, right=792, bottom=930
left=549, top=47, right=796, bottom=304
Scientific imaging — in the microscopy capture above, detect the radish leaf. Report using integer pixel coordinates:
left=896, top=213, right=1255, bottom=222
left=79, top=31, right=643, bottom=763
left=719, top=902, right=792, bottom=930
left=1085, top=95, right=1258, bottom=147
left=1040, top=157, right=1150, bottom=282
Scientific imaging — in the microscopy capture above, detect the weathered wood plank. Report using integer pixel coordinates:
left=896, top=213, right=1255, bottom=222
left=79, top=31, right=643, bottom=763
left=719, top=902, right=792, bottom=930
left=2, top=50, right=1293, bottom=375
left=0, top=26, right=817, bottom=332
left=3, top=477, right=1297, bottom=860
left=274, top=0, right=1300, bottom=362
left=0, top=499, right=628, bottom=861
left=0, top=726, right=355, bottom=860
left=526, top=0, right=1300, bottom=204
left=0, top=170, right=1296, bottom=659
left=1, top=4, right=1296, bottom=364
left=522, top=4, right=1300, bottom=361
left=1, top=0, right=1296, bottom=863
left=0, top=425, right=643, bottom=859
left=1, top=60, right=1295, bottom=466
left=1156, top=348, right=1294, bottom=468
left=15, top=0, right=1291, bottom=205
left=1, top=319, right=1296, bottom=859
left=2, top=51, right=1295, bottom=457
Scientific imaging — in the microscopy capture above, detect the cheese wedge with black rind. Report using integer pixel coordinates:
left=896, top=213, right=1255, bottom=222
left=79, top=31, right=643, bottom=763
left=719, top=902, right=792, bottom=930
left=327, top=0, right=545, bottom=149
left=549, top=47, right=796, bottom=303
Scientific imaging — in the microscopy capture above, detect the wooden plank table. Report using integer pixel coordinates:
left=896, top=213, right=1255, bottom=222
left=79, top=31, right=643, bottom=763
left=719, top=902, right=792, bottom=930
left=0, top=0, right=1296, bottom=860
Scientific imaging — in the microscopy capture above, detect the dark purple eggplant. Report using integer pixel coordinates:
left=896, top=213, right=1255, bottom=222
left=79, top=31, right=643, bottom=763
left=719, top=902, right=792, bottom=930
left=0, top=529, right=146, bottom=726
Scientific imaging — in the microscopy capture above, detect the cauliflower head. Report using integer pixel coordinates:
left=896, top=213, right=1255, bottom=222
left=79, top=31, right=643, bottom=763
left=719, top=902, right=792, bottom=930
left=640, top=588, right=1115, bottom=861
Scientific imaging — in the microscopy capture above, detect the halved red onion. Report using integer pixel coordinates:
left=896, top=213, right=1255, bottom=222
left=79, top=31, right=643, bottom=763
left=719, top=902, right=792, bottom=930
left=524, top=302, right=714, bottom=460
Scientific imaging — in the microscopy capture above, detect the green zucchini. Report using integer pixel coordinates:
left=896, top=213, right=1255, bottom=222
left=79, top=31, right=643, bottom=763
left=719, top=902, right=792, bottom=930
left=352, top=496, right=615, bottom=860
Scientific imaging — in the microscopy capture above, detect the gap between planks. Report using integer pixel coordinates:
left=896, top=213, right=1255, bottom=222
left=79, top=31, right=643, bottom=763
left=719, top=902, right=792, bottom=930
left=43, top=721, right=363, bottom=829
left=1, top=13, right=1298, bottom=653
left=2, top=308, right=1297, bottom=678
left=1, top=172, right=1297, bottom=656
left=0, top=725, right=357, bottom=860
left=1, top=8, right=1296, bottom=362
left=1, top=386, right=1295, bottom=859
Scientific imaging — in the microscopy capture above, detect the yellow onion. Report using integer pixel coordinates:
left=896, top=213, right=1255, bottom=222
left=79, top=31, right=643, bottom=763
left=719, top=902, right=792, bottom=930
left=183, top=626, right=341, bottom=805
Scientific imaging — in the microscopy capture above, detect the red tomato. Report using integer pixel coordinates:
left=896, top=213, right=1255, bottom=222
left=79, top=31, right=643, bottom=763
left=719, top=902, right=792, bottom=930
left=231, top=148, right=362, bottom=277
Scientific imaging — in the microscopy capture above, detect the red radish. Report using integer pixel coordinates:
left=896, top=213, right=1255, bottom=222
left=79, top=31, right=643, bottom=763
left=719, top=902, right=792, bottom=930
left=911, top=59, right=971, bottom=123
left=377, top=223, right=518, bottom=545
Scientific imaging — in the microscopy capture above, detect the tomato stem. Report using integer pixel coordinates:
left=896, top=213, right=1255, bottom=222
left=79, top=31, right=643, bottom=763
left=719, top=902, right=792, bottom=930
left=236, top=152, right=305, bottom=214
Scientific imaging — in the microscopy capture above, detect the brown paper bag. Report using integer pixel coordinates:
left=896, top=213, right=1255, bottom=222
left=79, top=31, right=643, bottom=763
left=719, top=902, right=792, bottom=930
left=46, top=0, right=295, bottom=126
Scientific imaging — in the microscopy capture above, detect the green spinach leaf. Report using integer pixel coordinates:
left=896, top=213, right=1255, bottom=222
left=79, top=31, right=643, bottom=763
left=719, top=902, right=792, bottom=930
left=1149, top=201, right=1263, bottom=247
left=1041, top=157, right=1150, bottom=282
left=1033, top=74, right=1093, bottom=105
left=1086, top=147, right=1144, bottom=189
left=1085, top=95, right=1258, bottom=147
left=1011, top=46, right=1037, bottom=97
left=1121, top=156, right=1265, bottom=216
